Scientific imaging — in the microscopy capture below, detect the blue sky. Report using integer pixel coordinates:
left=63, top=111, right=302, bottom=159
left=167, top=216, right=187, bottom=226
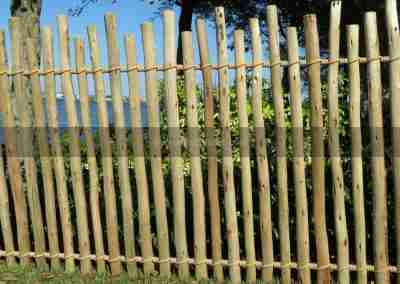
left=0, top=0, right=251, bottom=97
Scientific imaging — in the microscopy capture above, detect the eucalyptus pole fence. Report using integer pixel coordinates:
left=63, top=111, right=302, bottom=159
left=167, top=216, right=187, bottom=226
left=1, top=0, right=400, bottom=283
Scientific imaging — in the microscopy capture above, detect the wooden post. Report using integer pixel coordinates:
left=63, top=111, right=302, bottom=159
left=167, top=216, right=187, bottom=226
left=249, top=18, right=274, bottom=282
left=347, top=24, right=367, bottom=284
left=42, top=27, right=75, bottom=272
left=74, top=37, right=106, bottom=273
left=304, top=14, right=331, bottom=284
left=195, top=18, right=224, bottom=282
left=215, top=7, right=241, bottom=283
left=57, top=15, right=91, bottom=274
left=9, top=17, right=47, bottom=269
left=233, top=29, right=257, bottom=283
left=287, top=26, right=311, bottom=284
left=327, top=2, right=350, bottom=282
left=141, top=21, right=171, bottom=277
left=182, top=31, right=208, bottom=280
left=385, top=1, right=400, bottom=282
left=0, top=155, right=16, bottom=266
left=266, top=6, right=291, bottom=283
left=364, top=12, right=389, bottom=284
left=124, top=33, right=155, bottom=274
left=1, top=26, right=31, bottom=268
left=163, top=10, right=189, bottom=278
left=26, top=38, right=61, bottom=271
left=87, top=25, right=122, bottom=275
left=0, top=31, right=16, bottom=266
left=104, top=13, right=137, bottom=277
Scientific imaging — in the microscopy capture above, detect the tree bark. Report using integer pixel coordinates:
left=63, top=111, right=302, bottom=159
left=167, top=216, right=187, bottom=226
left=177, top=0, right=194, bottom=65
left=10, top=0, right=42, bottom=122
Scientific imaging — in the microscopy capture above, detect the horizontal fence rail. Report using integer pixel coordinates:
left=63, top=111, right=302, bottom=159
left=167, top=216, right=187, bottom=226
left=0, top=0, right=400, bottom=283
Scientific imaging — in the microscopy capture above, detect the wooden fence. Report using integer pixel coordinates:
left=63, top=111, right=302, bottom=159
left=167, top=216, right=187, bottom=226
left=0, top=0, right=400, bottom=283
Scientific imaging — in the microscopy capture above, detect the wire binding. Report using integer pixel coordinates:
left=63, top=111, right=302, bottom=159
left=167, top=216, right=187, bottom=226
left=317, top=264, right=331, bottom=271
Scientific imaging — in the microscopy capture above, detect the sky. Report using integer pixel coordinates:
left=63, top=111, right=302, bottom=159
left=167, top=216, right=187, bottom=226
left=0, top=0, right=228, bottom=97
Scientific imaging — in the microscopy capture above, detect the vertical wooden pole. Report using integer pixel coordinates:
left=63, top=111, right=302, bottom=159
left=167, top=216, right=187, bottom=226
left=141, top=22, right=171, bottom=277
left=195, top=18, right=224, bottom=282
left=0, top=30, right=18, bottom=264
left=0, top=155, right=16, bottom=266
left=364, top=12, right=389, bottom=284
left=87, top=25, right=122, bottom=275
left=385, top=1, right=400, bottom=282
left=74, top=37, right=106, bottom=273
left=162, top=10, right=189, bottom=278
left=26, top=38, right=62, bottom=271
left=233, top=29, right=257, bottom=283
left=57, top=15, right=91, bottom=274
left=9, top=17, right=47, bottom=269
left=104, top=13, right=137, bottom=277
left=347, top=25, right=367, bottom=284
left=304, top=14, right=331, bottom=284
left=249, top=18, right=274, bottom=282
left=327, top=2, right=350, bottom=282
left=287, top=27, right=311, bottom=284
left=124, top=33, right=155, bottom=274
left=182, top=31, right=208, bottom=280
left=215, top=7, right=241, bottom=283
left=42, top=27, right=75, bottom=272
left=266, top=6, right=291, bottom=283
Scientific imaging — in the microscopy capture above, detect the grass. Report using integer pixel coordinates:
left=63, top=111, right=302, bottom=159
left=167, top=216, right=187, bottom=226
left=0, top=264, right=203, bottom=284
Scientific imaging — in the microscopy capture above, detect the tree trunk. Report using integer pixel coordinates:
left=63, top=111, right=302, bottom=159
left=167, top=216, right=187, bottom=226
left=10, top=0, right=42, bottom=123
left=177, top=0, right=194, bottom=65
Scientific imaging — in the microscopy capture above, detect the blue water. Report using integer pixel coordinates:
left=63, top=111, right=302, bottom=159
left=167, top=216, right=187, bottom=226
left=0, top=97, right=148, bottom=144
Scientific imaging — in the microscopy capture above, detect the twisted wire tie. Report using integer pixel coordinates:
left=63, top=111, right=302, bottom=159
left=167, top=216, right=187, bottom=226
left=317, top=264, right=331, bottom=271
left=175, top=258, right=189, bottom=265
left=288, top=61, right=301, bottom=68
left=55, top=68, right=72, bottom=75
left=108, top=256, right=123, bottom=263
left=4, top=251, right=18, bottom=257
left=200, top=63, right=212, bottom=70
left=195, top=259, right=208, bottom=266
left=64, top=254, right=75, bottom=260
left=75, top=68, right=88, bottom=75
left=212, top=260, right=223, bottom=266
left=77, top=255, right=92, bottom=261
left=158, top=258, right=170, bottom=264
left=246, top=261, right=257, bottom=268
left=280, top=262, right=292, bottom=269
left=33, top=253, right=47, bottom=258
left=348, top=58, right=360, bottom=65
left=307, top=59, right=322, bottom=67
left=269, top=60, right=282, bottom=68
left=251, top=62, right=264, bottom=69
left=26, top=69, right=40, bottom=76
left=262, top=263, right=274, bottom=269
left=227, top=261, right=241, bottom=267
left=0, top=70, right=8, bottom=76
left=10, top=70, right=24, bottom=76
left=367, top=56, right=382, bottom=63
left=105, top=66, right=121, bottom=73
left=126, top=65, right=140, bottom=72
left=96, top=255, right=109, bottom=261
left=162, top=64, right=178, bottom=72
left=182, top=64, right=197, bottom=71
left=297, top=263, right=310, bottom=270
left=142, top=66, right=158, bottom=72
left=49, top=253, right=62, bottom=259
left=215, top=63, right=230, bottom=70
left=42, top=69, right=56, bottom=75
left=126, top=256, right=140, bottom=263
left=337, top=265, right=350, bottom=272
left=142, top=258, right=154, bottom=264
left=326, top=59, right=340, bottom=65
